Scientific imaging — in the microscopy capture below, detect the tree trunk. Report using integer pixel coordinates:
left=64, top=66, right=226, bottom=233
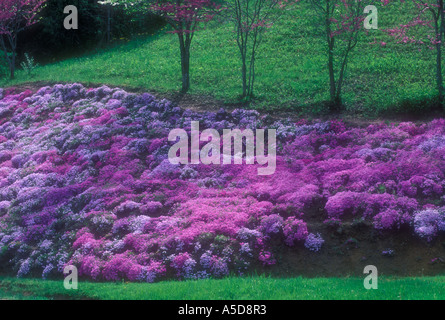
left=241, top=57, right=247, bottom=98
left=180, top=43, right=190, bottom=93
left=247, top=29, right=259, bottom=99
left=9, top=55, right=15, bottom=80
left=10, top=38, right=16, bottom=80
left=335, top=40, right=354, bottom=111
left=328, top=42, right=336, bottom=107
left=436, top=41, right=444, bottom=106
left=248, top=57, right=255, bottom=98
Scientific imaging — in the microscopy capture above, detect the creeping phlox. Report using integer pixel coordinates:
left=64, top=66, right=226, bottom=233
left=0, top=84, right=444, bottom=282
left=168, top=121, right=276, bottom=175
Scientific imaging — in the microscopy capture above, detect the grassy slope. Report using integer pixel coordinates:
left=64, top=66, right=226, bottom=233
left=0, top=275, right=444, bottom=300
left=0, top=2, right=439, bottom=116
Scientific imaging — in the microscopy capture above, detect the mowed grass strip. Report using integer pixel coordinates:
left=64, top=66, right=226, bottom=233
left=0, top=275, right=443, bottom=300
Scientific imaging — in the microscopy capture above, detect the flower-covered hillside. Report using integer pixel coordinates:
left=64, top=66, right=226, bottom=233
left=0, top=84, right=444, bottom=281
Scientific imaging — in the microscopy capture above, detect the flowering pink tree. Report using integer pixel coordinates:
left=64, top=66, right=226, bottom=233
left=150, top=0, right=221, bottom=93
left=382, top=0, right=445, bottom=107
left=0, top=0, right=46, bottom=79
left=308, top=0, right=375, bottom=110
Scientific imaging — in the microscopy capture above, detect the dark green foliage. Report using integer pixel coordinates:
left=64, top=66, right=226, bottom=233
left=0, top=52, right=9, bottom=78
left=19, top=0, right=102, bottom=61
left=18, top=0, right=165, bottom=63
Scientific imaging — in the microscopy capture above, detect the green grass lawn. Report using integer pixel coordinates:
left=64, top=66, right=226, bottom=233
left=0, top=275, right=444, bottom=300
left=0, top=2, right=441, bottom=116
